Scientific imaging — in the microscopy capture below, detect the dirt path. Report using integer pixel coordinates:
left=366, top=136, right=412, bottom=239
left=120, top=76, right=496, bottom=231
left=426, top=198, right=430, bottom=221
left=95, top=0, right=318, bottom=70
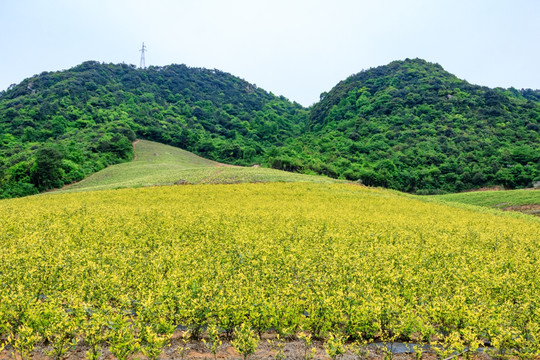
left=214, top=162, right=241, bottom=168
left=132, top=139, right=140, bottom=161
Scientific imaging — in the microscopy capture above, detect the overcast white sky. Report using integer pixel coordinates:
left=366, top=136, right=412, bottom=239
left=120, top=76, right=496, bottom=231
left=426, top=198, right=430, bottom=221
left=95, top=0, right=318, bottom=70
left=0, top=0, right=539, bottom=106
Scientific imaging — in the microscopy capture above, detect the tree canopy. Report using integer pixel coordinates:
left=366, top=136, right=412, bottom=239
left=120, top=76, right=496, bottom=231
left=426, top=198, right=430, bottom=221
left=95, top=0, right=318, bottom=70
left=0, top=59, right=538, bottom=198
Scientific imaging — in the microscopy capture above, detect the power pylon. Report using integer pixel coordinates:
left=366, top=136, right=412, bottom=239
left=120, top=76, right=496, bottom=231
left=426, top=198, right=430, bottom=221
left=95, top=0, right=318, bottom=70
left=139, top=42, right=147, bottom=69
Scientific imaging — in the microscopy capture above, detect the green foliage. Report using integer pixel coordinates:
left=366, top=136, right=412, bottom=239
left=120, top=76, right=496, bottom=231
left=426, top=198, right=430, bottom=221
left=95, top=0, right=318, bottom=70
left=0, top=62, right=306, bottom=198
left=285, top=58, right=540, bottom=193
left=0, top=58, right=538, bottom=198
left=31, top=147, right=64, bottom=191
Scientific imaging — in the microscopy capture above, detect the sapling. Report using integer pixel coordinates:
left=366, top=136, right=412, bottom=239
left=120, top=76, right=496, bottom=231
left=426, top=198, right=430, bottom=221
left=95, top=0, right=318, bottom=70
left=298, top=331, right=317, bottom=360
left=108, top=319, right=139, bottom=360
left=202, top=323, right=222, bottom=360
left=413, top=344, right=424, bottom=360
left=12, top=324, right=40, bottom=360
left=138, top=316, right=175, bottom=360
left=488, top=328, right=516, bottom=360
left=431, top=331, right=462, bottom=360
left=231, top=323, right=260, bottom=360
left=175, top=329, right=191, bottom=360
left=45, top=316, right=78, bottom=360
left=348, top=338, right=370, bottom=360
left=461, top=327, right=482, bottom=360
left=267, top=333, right=286, bottom=360
left=141, top=327, right=171, bottom=360
left=325, top=332, right=346, bottom=360
left=82, top=317, right=107, bottom=360
left=377, top=330, right=398, bottom=360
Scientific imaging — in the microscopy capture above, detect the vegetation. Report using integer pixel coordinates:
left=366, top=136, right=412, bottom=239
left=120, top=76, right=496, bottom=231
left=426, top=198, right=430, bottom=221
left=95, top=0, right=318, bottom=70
left=1, top=183, right=539, bottom=358
left=0, top=61, right=306, bottom=198
left=431, top=188, right=540, bottom=216
left=0, top=58, right=538, bottom=198
left=433, top=188, right=539, bottom=207
left=272, top=59, right=539, bottom=193
left=56, top=139, right=341, bottom=193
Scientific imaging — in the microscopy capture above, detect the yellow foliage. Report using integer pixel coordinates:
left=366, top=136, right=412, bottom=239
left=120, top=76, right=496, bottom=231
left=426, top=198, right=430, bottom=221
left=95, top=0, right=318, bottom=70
left=0, top=183, right=539, bottom=356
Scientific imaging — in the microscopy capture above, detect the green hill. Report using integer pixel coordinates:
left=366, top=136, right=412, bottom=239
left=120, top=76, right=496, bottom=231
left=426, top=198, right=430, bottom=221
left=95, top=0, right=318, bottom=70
left=57, top=139, right=341, bottom=193
left=1, top=58, right=539, bottom=199
left=0, top=62, right=306, bottom=198
left=274, top=58, right=540, bottom=193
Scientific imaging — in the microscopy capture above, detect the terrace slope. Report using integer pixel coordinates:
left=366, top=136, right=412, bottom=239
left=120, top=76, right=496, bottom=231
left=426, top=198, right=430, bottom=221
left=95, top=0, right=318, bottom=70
left=57, top=140, right=341, bottom=193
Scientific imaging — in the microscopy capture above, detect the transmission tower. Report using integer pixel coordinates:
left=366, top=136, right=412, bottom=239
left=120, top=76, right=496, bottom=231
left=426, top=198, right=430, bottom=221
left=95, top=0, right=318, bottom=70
left=139, top=42, right=147, bottom=69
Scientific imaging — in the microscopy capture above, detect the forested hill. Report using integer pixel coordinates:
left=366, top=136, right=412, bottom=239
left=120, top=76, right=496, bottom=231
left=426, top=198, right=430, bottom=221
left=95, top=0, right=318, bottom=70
left=272, top=59, right=539, bottom=193
left=1, top=59, right=539, bottom=198
left=0, top=61, right=307, bottom=198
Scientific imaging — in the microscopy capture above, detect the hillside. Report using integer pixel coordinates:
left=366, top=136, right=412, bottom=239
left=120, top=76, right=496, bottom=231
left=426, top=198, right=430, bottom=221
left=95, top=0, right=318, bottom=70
left=58, top=139, right=341, bottom=193
left=0, top=62, right=306, bottom=198
left=432, top=188, right=540, bottom=216
left=1, top=182, right=539, bottom=358
left=273, top=59, right=540, bottom=193
left=1, top=58, right=539, bottom=198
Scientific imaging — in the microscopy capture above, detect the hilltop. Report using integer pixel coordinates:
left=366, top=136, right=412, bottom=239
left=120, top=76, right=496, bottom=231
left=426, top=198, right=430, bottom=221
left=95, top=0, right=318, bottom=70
left=1, top=58, right=538, bottom=198
left=274, top=58, right=540, bottom=193
left=0, top=62, right=306, bottom=198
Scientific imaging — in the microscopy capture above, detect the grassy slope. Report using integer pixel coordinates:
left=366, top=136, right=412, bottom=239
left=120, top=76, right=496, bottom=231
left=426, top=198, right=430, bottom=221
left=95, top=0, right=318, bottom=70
left=432, top=189, right=540, bottom=207
left=430, top=189, right=540, bottom=216
left=58, top=140, right=341, bottom=193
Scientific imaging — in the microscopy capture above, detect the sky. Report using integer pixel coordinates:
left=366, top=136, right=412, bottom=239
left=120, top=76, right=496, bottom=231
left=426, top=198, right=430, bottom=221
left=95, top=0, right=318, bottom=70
left=0, top=0, right=539, bottom=106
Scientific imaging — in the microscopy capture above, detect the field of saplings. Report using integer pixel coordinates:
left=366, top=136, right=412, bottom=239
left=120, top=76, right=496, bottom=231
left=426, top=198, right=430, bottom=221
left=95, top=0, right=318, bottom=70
left=1, top=183, right=539, bottom=359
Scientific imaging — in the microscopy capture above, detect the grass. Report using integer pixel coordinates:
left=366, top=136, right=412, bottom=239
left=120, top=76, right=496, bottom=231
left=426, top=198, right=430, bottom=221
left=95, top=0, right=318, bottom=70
left=430, top=188, right=540, bottom=216
left=58, top=140, right=342, bottom=193
left=55, top=139, right=539, bottom=218
left=431, top=188, right=540, bottom=207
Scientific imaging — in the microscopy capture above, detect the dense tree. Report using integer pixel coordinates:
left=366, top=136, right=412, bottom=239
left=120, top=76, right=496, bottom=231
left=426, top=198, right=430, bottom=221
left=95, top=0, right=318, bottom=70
left=0, top=62, right=306, bottom=198
left=0, top=58, right=538, bottom=198
left=278, top=58, right=540, bottom=193
left=31, top=147, right=64, bottom=191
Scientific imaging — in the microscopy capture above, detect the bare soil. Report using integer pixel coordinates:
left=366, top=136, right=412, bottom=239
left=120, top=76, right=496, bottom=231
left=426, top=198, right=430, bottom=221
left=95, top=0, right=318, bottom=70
left=502, top=204, right=540, bottom=216
left=132, top=140, right=140, bottom=161
left=459, top=186, right=504, bottom=193
left=0, top=341, right=443, bottom=360
left=0, top=331, right=494, bottom=360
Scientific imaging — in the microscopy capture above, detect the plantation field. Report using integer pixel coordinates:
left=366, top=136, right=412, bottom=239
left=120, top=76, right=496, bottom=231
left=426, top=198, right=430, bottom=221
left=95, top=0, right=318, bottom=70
left=1, top=183, right=540, bottom=359
left=59, top=140, right=340, bottom=193
left=432, top=188, right=540, bottom=216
